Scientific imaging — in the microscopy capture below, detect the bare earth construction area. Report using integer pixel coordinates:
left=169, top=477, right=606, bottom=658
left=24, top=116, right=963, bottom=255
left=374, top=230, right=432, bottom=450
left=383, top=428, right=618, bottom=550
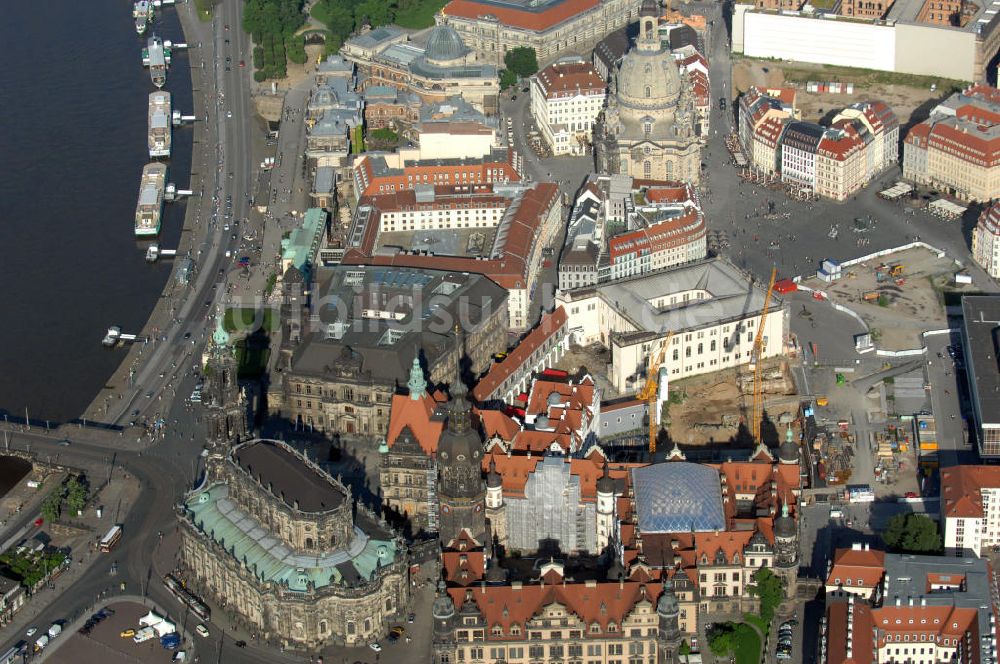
left=805, top=246, right=974, bottom=350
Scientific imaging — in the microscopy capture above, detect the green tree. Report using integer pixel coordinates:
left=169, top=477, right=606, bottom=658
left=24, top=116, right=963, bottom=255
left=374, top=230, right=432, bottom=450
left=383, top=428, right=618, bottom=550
left=679, top=640, right=692, bottom=660
left=313, top=0, right=355, bottom=41
left=287, top=34, right=307, bottom=64
left=708, top=623, right=735, bottom=656
left=355, top=0, right=394, bottom=28
left=504, top=46, right=538, bottom=78
left=40, top=491, right=62, bottom=523
left=883, top=513, right=942, bottom=553
left=65, top=475, right=88, bottom=515
left=499, top=69, right=518, bottom=90
left=747, top=567, right=784, bottom=623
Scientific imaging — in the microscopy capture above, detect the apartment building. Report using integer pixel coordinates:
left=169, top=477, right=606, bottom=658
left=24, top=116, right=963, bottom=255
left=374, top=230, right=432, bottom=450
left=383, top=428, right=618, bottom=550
left=972, top=202, right=1000, bottom=278
left=941, top=465, right=1000, bottom=556
left=903, top=85, right=1000, bottom=202
left=530, top=58, right=607, bottom=156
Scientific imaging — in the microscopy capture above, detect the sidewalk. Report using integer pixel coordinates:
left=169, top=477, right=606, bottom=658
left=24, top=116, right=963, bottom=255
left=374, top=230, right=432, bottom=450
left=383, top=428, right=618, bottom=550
left=0, top=474, right=141, bottom=645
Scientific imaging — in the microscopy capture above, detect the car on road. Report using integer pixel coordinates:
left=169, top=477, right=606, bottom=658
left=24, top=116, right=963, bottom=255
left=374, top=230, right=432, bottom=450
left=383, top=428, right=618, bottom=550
left=369, top=643, right=382, bottom=652
left=26, top=627, right=36, bottom=637
left=195, top=624, right=210, bottom=638
left=719, top=96, right=727, bottom=110
left=183, top=332, right=192, bottom=339
left=226, top=111, right=232, bottom=118
left=120, top=629, right=135, bottom=638
left=239, top=60, right=245, bottom=67
left=57, top=439, right=71, bottom=446
left=235, top=640, right=247, bottom=648
left=33, top=518, right=43, bottom=528
left=407, top=613, right=415, bottom=624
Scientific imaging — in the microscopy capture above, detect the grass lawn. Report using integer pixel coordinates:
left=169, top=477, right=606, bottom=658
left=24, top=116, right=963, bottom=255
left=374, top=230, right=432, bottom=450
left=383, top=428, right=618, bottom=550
left=733, top=625, right=762, bottom=664
left=224, top=308, right=278, bottom=334
left=394, top=0, right=449, bottom=28
left=194, top=0, right=215, bottom=20
left=744, top=613, right=769, bottom=636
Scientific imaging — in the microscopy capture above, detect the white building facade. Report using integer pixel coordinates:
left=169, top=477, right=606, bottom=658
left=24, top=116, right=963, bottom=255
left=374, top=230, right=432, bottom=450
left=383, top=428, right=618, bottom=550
left=557, top=258, right=789, bottom=392
left=530, top=58, right=607, bottom=156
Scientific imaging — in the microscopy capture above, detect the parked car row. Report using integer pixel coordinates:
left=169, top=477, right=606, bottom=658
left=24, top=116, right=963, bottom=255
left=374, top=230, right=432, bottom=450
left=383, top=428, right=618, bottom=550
left=776, top=619, right=797, bottom=660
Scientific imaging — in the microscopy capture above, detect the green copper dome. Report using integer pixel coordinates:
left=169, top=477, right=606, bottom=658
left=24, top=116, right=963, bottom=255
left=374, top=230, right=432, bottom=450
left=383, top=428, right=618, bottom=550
left=213, top=313, right=230, bottom=348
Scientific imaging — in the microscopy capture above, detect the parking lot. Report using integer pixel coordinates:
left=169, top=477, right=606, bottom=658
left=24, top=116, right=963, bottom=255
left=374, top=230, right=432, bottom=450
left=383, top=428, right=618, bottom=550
left=46, top=600, right=191, bottom=664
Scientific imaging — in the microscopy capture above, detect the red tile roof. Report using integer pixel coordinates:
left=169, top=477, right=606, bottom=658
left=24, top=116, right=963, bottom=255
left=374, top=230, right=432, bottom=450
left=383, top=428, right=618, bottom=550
left=536, top=60, right=606, bottom=99
left=387, top=391, right=446, bottom=454
left=941, top=465, right=1000, bottom=518
left=825, top=599, right=875, bottom=664
left=446, top=579, right=661, bottom=636
left=343, top=183, right=560, bottom=292
left=472, top=307, right=568, bottom=401
left=826, top=547, right=885, bottom=589
left=442, top=0, right=601, bottom=32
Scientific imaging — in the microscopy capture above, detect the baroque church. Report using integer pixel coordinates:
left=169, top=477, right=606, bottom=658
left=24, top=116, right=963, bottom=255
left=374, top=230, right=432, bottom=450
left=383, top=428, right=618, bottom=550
left=596, top=0, right=702, bottom=183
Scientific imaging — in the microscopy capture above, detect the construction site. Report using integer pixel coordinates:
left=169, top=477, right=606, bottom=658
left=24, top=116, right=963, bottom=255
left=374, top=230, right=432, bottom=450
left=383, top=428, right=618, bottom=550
left=806, top=246, right=966, bottom=350
left=661, top=356, right=802, bottom=447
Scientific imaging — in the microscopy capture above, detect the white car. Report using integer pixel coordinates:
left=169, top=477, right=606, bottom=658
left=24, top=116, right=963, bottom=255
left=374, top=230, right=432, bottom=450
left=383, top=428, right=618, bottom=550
left=369, top=642, right=382, bottom=652
left=26, top=627, right=37, bottom=637
left=195, top=624, right=210, bottom=638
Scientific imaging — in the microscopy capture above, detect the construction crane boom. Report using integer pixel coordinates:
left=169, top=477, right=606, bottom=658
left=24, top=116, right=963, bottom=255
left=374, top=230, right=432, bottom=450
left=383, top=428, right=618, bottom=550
left=638, top=331, right=674, bottom=454
left=751, top=267, right=778, bottom=443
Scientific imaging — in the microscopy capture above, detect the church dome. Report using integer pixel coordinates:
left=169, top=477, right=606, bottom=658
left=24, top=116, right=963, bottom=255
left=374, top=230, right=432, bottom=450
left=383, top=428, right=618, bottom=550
left=424, top=25, right=469, bottom=66
left=615, top=47, right=682, bottom=113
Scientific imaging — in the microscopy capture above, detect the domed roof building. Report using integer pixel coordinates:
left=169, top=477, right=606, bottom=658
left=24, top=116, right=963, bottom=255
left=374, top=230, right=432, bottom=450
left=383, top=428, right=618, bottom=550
left=596, top=0, right=702, bottom=182
left=423, top=25, right=471, bottom=67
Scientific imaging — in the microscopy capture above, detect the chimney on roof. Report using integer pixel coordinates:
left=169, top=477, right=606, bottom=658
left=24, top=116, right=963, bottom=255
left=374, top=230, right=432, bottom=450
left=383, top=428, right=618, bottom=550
left=853, top=543, right=862, bottom=551
left=908, top=597, right=914, bottom=607
left=896, top=597, right=901, bottom=607
left=921, top=598, right=926, bottom=606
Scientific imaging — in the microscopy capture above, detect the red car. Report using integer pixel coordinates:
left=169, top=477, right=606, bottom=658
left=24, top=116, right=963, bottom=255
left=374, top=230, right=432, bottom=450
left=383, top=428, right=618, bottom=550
left=33, top=517, right=43, bottom=527
left=239, top=60, right=245, bottom=67
left=905, top=492, right=918, bottom=499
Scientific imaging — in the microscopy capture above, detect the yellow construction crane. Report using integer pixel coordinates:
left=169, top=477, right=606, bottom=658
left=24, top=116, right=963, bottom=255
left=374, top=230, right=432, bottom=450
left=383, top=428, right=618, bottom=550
left=638, top=331, right=674, bottom=454
left=751, top=267, right=778, bottom=443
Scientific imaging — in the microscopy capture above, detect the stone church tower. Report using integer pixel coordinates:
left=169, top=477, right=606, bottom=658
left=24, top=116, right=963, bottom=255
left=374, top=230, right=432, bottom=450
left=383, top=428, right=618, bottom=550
left=203, top=313, right=248, bottom=450
left=431, top=579, right=457, bottom=664
left=657, top=575, right=683, bottom=664
left=437, top=362, right=486, bottom=546
left=773, top=498, right=799, bottom=603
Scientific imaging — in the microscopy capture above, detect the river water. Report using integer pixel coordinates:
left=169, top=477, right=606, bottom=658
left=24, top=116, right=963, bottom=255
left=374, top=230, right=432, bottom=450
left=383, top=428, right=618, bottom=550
left=0, top=0, right=193, bottom=422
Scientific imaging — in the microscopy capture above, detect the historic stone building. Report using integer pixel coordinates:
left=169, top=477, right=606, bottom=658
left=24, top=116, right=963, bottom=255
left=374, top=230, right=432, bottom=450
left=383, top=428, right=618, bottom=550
left=178, top=439, right=409, bottom=649
left=596, top=0, right=702, bottom=183
left=379, top=354, right=487, bottom=542
left=379, top=357, right=446, bottom=533
left=438, top=0, right=643, bottom=67
left=431, top=558, right=687, bottom=664
left=342, top=24, right=500, bottom=113
left=436, top=365, right=487, bottom=545
left=273, top=266, right=508, bottom=437
left=203, top=314, right=249, bottom=446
